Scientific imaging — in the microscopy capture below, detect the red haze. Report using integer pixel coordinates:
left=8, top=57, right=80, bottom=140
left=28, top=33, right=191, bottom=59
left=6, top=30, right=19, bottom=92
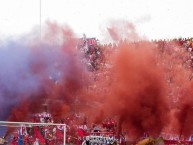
left=102, top=42, right=170, bottom=137
left=3, top=20, right=193, bottom=139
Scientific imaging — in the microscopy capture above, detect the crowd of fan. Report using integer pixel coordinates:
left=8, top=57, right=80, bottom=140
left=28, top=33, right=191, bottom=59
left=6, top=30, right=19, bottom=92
left=8, top=111, right=120, bottom=145
left=6, top=37, right=193, bottom=145
left=77, top=37, right=193, bottom=74
left=77, top=38, right=105, bottom=72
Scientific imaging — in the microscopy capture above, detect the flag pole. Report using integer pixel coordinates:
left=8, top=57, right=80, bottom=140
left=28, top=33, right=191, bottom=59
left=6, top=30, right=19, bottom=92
left=40, top=0, right=42, bottom=40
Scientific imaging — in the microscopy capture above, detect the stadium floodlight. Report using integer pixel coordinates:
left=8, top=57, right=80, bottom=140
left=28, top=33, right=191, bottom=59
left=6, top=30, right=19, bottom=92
left=0, top=121, right=66, bottom=145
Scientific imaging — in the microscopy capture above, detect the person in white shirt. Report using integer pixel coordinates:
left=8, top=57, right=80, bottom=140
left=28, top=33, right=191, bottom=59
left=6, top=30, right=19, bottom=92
left=33, top=138, right=39, bottom=145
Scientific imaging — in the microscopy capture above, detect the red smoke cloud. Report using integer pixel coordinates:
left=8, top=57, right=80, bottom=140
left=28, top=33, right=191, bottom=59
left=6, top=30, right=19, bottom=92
left=106, top=20, right=140, bottom=42
left=102, top=24, right=193, bottom=138
left=3, top=20, right=193, bottom=140
left=103, top=42, right=170, bottom=137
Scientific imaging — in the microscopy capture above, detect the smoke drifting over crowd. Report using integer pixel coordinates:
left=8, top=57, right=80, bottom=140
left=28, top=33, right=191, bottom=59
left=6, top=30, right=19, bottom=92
left=105, top=44, right=169, bottom=137
left=0, top=23, right=88, bottom=122
left=1, top=21, right=193, bottom=138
